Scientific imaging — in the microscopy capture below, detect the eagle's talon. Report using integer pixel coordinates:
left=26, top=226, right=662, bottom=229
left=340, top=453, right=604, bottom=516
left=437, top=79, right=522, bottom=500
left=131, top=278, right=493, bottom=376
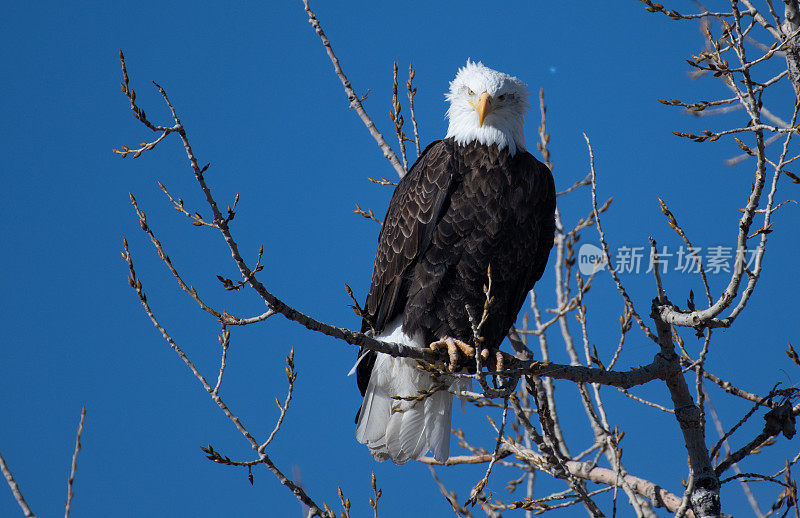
left=494, top=351, right=504, bottom=372
left=430, top=337, right=475, bottom=371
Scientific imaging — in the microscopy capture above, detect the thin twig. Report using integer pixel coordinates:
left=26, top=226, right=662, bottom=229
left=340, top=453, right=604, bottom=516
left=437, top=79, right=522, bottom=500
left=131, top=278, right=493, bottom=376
left=465, top=398, right=510, bottom=506
left=407, top=62, right=422, bottom=158
left=213, top=327, right=230, bottom=395
left=585, top=133, right=658, bottom=343
left=0, top=451, right=36, bottom=518
left=390, top=61, right=409, bottom=171
left=259, top=348, right=297, bottom=453
left=300, top=0, right=406, bottom=178
left=706, top=390, right=765, bottom=517
left=64, top=406, right=86, bottom=518
left=121, top=240, right=327, bottom=516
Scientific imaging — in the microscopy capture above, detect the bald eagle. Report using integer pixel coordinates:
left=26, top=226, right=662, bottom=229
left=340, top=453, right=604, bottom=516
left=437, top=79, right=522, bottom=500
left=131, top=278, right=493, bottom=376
left=354, top=61, right=556, bottom=464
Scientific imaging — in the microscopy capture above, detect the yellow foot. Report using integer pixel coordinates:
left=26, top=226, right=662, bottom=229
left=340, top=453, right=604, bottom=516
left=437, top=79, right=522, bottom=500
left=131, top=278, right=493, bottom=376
left=494, top=350, right=505, bottom=372
left=429, top=337, right=490, bottom=371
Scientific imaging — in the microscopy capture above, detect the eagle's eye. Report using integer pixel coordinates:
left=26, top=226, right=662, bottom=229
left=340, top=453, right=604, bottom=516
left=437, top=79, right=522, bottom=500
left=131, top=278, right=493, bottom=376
left=467, top=88, right=475, bottom=96
left=498, top=94, right=507, bottom=101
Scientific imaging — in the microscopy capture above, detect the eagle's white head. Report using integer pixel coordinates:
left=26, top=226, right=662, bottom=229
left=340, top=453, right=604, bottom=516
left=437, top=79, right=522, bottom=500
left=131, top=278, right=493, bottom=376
left=445, top=60, right=529, bottom=156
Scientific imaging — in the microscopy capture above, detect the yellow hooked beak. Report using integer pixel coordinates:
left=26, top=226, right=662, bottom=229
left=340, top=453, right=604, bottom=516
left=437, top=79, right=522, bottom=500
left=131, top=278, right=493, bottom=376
left=476, top=92, right=492, bottom=127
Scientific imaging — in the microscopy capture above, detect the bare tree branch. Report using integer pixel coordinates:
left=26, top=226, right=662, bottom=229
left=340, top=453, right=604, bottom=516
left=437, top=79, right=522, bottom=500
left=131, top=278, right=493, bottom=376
left=121, top=240, right=329, bottom=517
left=0, top=451, right=36, bottom=518
left=64, top=406, right=86, bottom=518
left=300, top=0, right=407, bottom=178
left=406, top=62, right=422, bottom=158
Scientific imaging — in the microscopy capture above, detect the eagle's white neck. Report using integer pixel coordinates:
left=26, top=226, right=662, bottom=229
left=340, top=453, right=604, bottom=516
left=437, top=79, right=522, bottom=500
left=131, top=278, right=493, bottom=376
left=445, top=106, right=526, bottom=156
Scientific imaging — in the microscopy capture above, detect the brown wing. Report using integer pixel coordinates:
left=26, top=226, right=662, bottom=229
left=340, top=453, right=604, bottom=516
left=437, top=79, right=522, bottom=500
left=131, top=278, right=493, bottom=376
left=498, top=151, right=556, bottom=339
left=356, top=140, right=456, bottom=395
left=362, top=139, right=456, bottom=334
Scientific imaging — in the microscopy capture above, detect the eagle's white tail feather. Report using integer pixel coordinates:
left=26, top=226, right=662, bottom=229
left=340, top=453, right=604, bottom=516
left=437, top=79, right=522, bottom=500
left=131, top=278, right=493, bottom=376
left=355, top=318, right=463, bottom=464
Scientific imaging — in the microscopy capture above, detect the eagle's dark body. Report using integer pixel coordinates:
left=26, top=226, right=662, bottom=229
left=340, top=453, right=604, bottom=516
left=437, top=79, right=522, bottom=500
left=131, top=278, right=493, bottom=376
left=356, top=137, right=556, bottom=396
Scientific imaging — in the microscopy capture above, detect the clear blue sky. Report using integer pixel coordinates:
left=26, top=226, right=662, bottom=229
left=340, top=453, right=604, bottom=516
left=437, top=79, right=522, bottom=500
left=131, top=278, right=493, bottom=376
left=1, top=1, right=798, bottom=516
